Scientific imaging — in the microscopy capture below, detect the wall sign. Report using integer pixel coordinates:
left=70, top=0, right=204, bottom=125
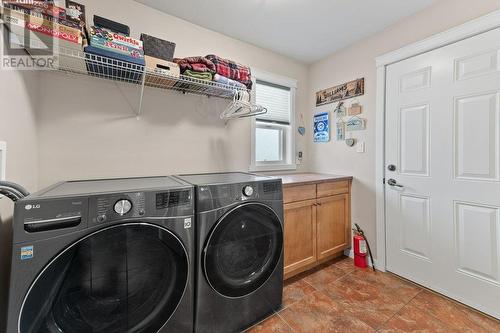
left=336, top=121, right=345, bottom=141
left=348, top=103, right=363, bottom=116
left=313, top=112, right=330, bottom=143
left=316, top=78, right=365, bottom=107
left=345, top=117, right=366, bottom=131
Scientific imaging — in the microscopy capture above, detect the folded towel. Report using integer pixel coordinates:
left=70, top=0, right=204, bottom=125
left=183, top=69, right=213, bottom=81
left=173, top=56, right=216, bottom=74
left=205, top=55, right=252, bottom=89
left=214, top=74, right=246, bottom=89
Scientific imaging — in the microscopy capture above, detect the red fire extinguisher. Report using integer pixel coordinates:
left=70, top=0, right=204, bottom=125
left=353, top=223, right=375, bottom=271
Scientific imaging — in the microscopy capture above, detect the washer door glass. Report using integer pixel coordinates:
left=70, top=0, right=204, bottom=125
left=20, top=224, right=188, bottom=333
left=204, top=203, right=283, bottom=298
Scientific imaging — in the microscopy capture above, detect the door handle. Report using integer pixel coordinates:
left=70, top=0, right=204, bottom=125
left=387, top=179, right=404, bottom=188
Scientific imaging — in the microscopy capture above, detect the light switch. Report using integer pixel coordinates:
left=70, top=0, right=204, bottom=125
left=357, top=141, right=365, bottom=153
left=296, top=151, right=303, bottom=165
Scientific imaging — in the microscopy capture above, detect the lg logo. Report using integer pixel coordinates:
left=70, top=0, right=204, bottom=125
left=25, top=204, right=41, bottom=211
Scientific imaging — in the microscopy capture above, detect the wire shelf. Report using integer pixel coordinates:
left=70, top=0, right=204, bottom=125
left=0, top=7, right=250, bottom=116
left=54, top=45, right=248, bottom=99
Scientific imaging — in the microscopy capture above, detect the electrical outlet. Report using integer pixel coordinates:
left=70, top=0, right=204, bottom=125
left=357, top=141, right=365, bottom=153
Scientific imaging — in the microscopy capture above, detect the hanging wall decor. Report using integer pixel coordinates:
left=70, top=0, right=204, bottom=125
left=298, top=113, right=306, bottom=136
left=316, top=78, right=365, bottom=107
left=346, top=138, right=356, bottom=147
left=313, top=112, right=330, bottom=143
left=348, top=102, right=363, bottom=116
left=345, top=116, right=367, bottom=131
left=334, top=102, right=347, bottom=117
left=336, top=121, right=345, bottom=141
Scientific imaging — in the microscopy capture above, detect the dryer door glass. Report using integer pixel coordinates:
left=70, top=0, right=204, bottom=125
left=204, top=203, right=283, bottom=298
left=19, top=224, right=188, bottom=333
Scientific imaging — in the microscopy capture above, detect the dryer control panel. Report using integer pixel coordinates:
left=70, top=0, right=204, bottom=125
left=89, top=192, right=146, bottom=225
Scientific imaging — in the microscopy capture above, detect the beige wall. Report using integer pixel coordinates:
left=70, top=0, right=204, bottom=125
left=0, top=65, right=40, bottom=331
left=308, top=0, right=500, bottom=259
left=36, top=0, right=310, bottom=188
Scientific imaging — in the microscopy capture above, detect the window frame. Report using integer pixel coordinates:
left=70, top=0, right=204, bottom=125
left=255, top=122, right=286, bottom=164
left=250, top=70, right=297, bottom=172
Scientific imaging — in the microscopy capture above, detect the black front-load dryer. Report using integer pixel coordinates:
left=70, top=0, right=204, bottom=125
left=175, top=172, right=284, bottom=333
left=6, top=177, right=195, bottom=333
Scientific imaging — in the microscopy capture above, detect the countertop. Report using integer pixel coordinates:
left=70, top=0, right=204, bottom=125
left=272, top=173, right=353, bottom=187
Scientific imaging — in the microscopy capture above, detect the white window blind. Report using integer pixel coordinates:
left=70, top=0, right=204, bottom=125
left=255, top=80, right=291, bottom=124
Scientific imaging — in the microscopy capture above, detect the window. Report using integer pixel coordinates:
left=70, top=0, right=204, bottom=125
left=251, top=72, right=297, bottom=171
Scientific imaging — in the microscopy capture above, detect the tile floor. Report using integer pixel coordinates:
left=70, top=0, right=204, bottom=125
left=246, top=256, right=500, bottom=333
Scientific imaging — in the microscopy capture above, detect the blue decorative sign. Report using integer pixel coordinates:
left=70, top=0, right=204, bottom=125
left=314, top=112, right=330, bottom=143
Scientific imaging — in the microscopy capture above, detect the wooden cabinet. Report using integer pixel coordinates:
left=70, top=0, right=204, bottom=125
left=316, top=194, right=350, bottom=261
left=282, top=177, right=352, bottom=280
left=283, top=200, right=317, bottom=275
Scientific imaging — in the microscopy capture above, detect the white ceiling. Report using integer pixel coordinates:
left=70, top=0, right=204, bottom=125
left=135, top=0, right=436, bottom=63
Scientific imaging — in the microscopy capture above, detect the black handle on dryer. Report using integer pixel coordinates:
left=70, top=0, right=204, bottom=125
left=24, top=215, right=82, bottom=233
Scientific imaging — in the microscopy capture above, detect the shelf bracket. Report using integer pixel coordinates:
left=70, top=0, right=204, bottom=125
left=137, top=72, right=147, bottom=119
left=113, top=72, right=147, bottom=119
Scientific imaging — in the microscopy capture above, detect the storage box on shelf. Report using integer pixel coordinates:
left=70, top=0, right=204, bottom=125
left=3, top=2, right=79, bottom=29
left=84, top=47, right=145, bottom=84
left=94, top=14, right=130, bottom=36
left=86, top=26, right=145, bottom=82
left=144, top=56, right=179, bottom=88
left=1, top=6, right=87, bottom=72
left=141, top=33, right=179, bottom=88
left=2, top=0, right=67, bottom=21
left=65, top=0, right=86, bottom=29
left=88, top=26, right=143, bottom=57
left=141, top=33, right=176, bottom=62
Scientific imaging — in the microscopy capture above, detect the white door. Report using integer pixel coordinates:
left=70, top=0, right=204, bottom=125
left=385, top=27, right=500, bottom=319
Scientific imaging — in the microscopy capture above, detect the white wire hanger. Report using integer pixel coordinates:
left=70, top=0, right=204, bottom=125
left=220, top=90, right=267, bottom=120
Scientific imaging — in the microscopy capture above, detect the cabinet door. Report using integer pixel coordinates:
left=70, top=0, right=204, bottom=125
left=283, top=199, right=317, bottom=279
left=316, top=194, right=350, bottom=261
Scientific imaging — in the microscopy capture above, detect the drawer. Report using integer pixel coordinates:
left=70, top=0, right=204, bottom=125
left=317, top=181, right=350, bottom=197
left=283, top=184, right=316, bottom=203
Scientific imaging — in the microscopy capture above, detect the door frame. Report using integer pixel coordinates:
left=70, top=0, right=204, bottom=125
left=375, top=9, right=500, bottom=272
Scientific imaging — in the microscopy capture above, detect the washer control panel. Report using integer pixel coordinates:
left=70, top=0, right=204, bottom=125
left=90, top=192, right=146, bottom=225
